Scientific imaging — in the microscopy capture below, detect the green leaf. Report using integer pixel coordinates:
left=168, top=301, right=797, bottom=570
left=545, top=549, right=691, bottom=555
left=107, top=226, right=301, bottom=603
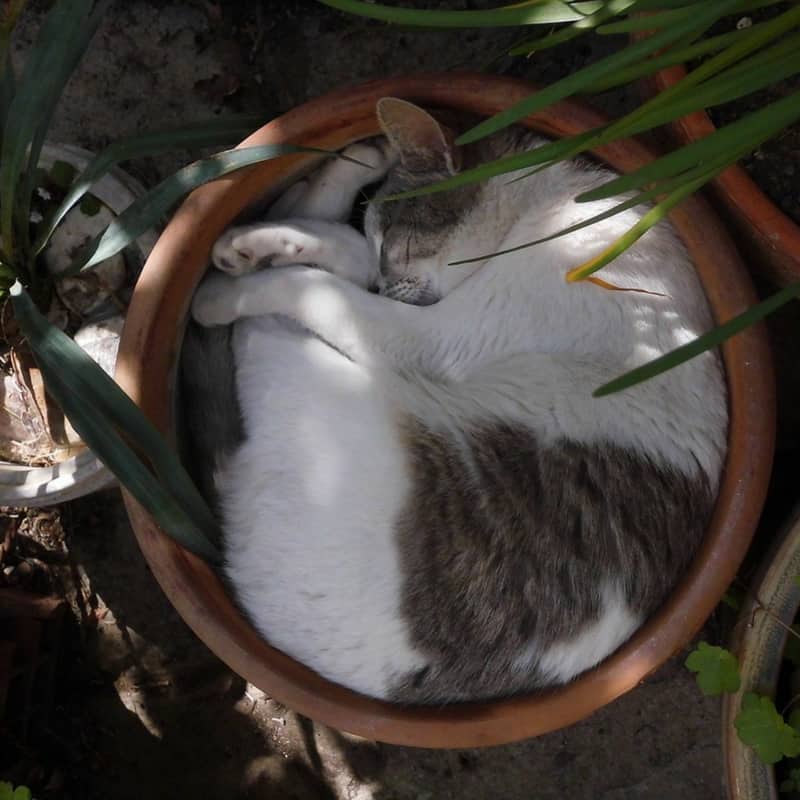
left=0, top=0, right=109, bottom=258
left=0, top=783, right=12, bottom=800
left=11, top=788, right=31, bottom=800
left=580, top=25, right=763, bottom=93
left=685, top=641, right=741, bottom=695
left=10, top=282, right=221, bottom=563
left=456, top=0, right=742, bottom=145
left=316, top=0, right=603, bottom=28
left=735, top=693, right=800, bottom=765
left=70, top=144, right=345, bottom=273
left=508, top=0, right=639, bottom=56
left=0, top=0, right=27, bottom=158
left=33, top=113, right=269, bottom=255
left=594, top=282, right=800, bottom=397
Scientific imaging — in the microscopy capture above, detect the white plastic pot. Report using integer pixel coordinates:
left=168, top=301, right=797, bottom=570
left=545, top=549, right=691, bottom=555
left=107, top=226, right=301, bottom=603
left=0, top=143, right=156, bottom=506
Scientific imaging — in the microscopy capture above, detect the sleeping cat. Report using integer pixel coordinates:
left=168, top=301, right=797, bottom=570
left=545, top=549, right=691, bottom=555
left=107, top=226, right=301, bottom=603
left=186, top=98, right=727, bottom=703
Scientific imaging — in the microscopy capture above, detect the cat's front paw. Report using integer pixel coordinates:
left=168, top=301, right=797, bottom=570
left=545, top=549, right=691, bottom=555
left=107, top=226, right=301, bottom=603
left=211, top=222, right=310, bottom=276
left=191, top=273, right=241, bottom=327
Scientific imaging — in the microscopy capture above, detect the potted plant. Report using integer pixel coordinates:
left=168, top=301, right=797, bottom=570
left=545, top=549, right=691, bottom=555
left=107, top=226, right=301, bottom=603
left=683, top=507, right=800, bottom=798
left=0, top=0, right=311, bottom=532
left=116, top=72, right=774, bottom=747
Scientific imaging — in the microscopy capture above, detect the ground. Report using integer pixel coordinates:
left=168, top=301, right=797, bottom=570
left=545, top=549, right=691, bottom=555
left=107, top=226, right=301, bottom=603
left=1, top=2, right=797, bottom=798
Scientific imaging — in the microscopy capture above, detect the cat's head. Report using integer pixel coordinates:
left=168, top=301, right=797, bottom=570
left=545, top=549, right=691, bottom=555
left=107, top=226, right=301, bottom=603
left=364, top=98, right=485, bottom=305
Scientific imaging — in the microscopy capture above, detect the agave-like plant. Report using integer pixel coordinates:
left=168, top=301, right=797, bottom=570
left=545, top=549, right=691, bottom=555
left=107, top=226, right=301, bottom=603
left=0, top=0, right=344, bottom=561
left=319, top=0, right=800, bottom=392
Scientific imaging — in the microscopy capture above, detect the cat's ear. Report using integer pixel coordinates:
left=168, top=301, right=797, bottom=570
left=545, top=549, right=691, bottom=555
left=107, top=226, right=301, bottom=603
left=376, top=97, right=460, bottom=175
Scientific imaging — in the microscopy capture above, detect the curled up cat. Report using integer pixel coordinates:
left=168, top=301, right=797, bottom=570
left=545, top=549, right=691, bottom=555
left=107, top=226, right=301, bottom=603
left=184, top=98, right=727, bottom=704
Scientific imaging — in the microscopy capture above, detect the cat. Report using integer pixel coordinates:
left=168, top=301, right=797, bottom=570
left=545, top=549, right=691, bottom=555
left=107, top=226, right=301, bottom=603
left=185, top=97, right=727, bottom=704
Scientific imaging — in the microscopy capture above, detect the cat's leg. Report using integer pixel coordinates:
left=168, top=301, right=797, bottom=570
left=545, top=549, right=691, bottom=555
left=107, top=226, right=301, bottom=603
left=211, top=218, right=377, bottom=289
left=266, top=140, right=394, bottom=222
left=192, top=266, right=437, bottom=371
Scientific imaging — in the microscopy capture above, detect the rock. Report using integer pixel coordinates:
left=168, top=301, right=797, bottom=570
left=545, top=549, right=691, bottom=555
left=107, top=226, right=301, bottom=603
left=73, top=315, right=125, bottom=376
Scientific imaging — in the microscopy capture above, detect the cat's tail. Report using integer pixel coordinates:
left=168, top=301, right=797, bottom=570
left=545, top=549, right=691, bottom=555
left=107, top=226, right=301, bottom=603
left=178, top=320, right=243, bottom=531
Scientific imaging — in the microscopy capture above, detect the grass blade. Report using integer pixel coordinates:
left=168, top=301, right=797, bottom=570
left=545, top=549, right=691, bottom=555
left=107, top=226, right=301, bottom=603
left=70, top=144, right=347, bottom=273
left=316, top=0, right=603, bottom=27
left=508, top=0, right=640, bottom=56
left=580, top=24, right=766, bottom=93
left=456, top=0, right=743, bottom=144
left=0, top=0, right=26, bottom=157
left=9, top=281, right=220, bottom=562
left=378, top=128, right=602, bottom=202
left=566, top=172, right=714, bottom=282
left=595, top=1, right=800, bottom=147
left=0, top=0, right=109, bottom=259
left=578, top=91, right=800, bottom=202
left=594, top=283, right=800, bottom=396
left=33, top=113, right=269, bottom=256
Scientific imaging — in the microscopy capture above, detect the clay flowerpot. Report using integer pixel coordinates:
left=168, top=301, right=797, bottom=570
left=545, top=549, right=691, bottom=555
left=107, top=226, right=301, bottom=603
left=723, top=507, right=800, bottom=800
left=116, top=73, right=774, bottom=748
left=640, top=64, right=800, bottom=288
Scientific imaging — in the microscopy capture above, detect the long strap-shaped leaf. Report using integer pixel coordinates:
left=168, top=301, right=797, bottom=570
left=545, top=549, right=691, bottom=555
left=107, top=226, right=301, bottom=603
left=456, top=0, right=744, bottom=144
left=10, top=281, right=221, bottom=562
left=594, top=283, right=800, bottom=396
left=0, top=0, right=26, bottom=158
left=577, top=86, right=800, bottom=203
left=317, top=0, right=603, bottom=27
left=580, top=23, right=766, bottom=93
left=508, top=0, right=641, bottom=56
left=32, top=113, right=270, bottom=256
left=379, top=27, right=799, bottom=205
left=0, top=0, right=109, bottom=256
left=70, top=144, right=344, bottom=274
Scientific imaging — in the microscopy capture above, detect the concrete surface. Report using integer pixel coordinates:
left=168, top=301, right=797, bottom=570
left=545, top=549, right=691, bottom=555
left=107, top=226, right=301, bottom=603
left=3, top=2, right=734, bottom=797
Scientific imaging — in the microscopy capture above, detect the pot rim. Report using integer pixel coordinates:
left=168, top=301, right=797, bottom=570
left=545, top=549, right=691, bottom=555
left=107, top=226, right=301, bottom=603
left=116, top=72, right=775, bottom=748
left=722, top=505, right=800, bottom=798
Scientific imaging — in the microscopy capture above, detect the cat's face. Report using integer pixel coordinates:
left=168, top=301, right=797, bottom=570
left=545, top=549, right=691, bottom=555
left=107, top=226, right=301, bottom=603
left=363, top=99, right=484, bottom=305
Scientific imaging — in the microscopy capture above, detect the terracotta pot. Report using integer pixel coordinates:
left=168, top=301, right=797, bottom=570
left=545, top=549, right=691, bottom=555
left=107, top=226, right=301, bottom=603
left=640, top=64, right=800, bottom=287
left=723, top=506, right=800, bottom=799
left=116, top=73, right=774, bottom=748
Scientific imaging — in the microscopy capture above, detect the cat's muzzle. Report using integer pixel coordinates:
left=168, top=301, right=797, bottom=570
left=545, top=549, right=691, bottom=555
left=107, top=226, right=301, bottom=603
left=381, top=278, right=439, bottom=306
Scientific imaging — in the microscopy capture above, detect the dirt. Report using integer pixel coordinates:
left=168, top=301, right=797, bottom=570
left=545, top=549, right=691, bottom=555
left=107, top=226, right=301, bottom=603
left=3, top=1, right=799, bottom=798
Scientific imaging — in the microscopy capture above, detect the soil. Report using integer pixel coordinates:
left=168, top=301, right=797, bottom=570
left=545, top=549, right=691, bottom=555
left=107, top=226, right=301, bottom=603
left=2, top=2, right=799, bottom=798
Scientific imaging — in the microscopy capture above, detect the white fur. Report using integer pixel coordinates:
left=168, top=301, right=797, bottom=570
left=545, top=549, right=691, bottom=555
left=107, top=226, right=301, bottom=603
left=192, top=139, right=727, bottom=700
left=514, top=583, right=642, bottom=683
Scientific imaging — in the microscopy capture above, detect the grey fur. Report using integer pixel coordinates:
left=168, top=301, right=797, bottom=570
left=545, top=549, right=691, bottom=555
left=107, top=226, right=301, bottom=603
left=179, top=321, right=242, bottom=523
left=390, top=417, right=713, bottom=704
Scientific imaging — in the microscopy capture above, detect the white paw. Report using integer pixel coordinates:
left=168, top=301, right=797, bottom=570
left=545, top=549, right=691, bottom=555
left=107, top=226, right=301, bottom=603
left=191, top=273, right=240, bottom=327
left=211, top=223, right=308, bottom=275
left=339, top=141, right=394, bottom=174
